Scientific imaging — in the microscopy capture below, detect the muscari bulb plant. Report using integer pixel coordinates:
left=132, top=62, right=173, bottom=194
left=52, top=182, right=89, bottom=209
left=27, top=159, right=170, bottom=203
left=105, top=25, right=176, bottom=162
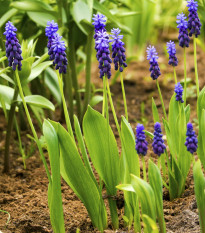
left=2, top=3, right=205, bottom=232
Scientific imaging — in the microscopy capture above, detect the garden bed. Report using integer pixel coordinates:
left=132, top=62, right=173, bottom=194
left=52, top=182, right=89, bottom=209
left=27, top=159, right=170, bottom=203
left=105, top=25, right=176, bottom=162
left=0, top=38, right=204, bottom=232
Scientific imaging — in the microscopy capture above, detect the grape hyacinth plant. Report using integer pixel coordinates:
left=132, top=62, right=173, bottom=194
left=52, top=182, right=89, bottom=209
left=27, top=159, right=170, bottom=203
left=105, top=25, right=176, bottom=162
left=3, top=21, right=23, bottom=71
left=152, top=122, right=166, bottom=156
left=110, top=28, right=128, bottom=119
left=147, top=45, right=167, bottom=120
left=174, top=82, right=184, bottom=103
left=187, top=0, right=201, bottom=97
left=45, top=20, right=58, bottom=50
left=167, top=40, right=178, bottom=83
left=185, top=123, right=198, bottom=154
left=3, top=21, right=23, bottom=172
left=177, top=12, right=189, bottom=106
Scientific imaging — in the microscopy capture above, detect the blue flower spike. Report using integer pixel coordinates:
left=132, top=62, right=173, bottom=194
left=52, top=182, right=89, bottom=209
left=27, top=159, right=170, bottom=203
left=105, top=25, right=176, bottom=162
left=4, top=21, right=23, bottom=71
left=45, top=20, right=58, bottom=51
left=187, top=0, right=201, bottom=37
left=92, top=14, right=106, bottom=39
left=48, top=34, right=68, bottom=74
left=185, top=123, right=198, bottom=154
left=146, top=45, right=161, bottom=80
left=167, top=41, right=178, bottom=67
left=110, top=28, right=127, bottom=72
left=135, top=124, right=148, bottom=156
left=174, top=82, right=184, bottom=103
left=152, top=122, right=166, bottom=156
left=95, top=31, right=112, bottom=79
left=176, top=13, right=190, bottom=48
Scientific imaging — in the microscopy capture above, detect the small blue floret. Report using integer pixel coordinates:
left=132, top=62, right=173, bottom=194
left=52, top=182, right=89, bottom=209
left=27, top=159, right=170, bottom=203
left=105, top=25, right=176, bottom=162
left=185, top=123, right=198, bottom=154
left=135, top=124, right=148, bottom=156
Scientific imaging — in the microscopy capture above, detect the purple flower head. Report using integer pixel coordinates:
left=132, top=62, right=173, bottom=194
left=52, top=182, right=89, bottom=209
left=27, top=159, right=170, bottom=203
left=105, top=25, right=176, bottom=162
left=187, top=0, right=201, bottom=37
left=45, top=20, right=59, bottom=50
left=185, top=122, right=198, bottom=154
left=3, top=21, right=23, bottom=71
left=92, top=14, right=106, bottom=35
left=48, top=34, right=68, bottom=74
left=95, top=31, right=112, bottom=79
left=152, top=122, right=166, bottom=156
left=166, top=41, right=178, bottom=67
left=135, top=124, right=148, bottom=156
left=146, top=45, right=161, bottom=80
left=174, top=82, right=184, bottom=103
left=110, top=28, right=127, bottom=72
left=176, top=13, right=190, bottom=47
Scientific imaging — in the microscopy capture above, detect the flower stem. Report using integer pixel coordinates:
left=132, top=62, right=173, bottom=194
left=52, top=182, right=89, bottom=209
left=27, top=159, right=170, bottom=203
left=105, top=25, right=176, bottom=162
left=57, top=72, right=74, bottom=140
left=142, top=156, right=147, bottom=181
left=102, top=76, right=106, bottom=117
left=3, top=86, right=19, bottom=173
left=156, top=79, right=167, bottom=121
left=184, top=47, right=187, bottom=106
left=81, top=31, right=94, bottom=121
left=106, top=79, right=121, bottom=137
left=120, top=72, right=128, bottom=121
left=15, top=70, right=51, bottom=183
left=173, top=67, right=177, bottom=84
left=194, top=37, right=199, bottom=97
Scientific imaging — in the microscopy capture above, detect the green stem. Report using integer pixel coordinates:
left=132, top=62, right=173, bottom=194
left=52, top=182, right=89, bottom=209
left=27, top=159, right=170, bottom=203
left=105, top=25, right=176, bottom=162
left=120, top=73, right=128, bottom=121
left=56, top=0, right=63, bottom=27
left=68, top=24, right=82, bottom=119
left=108, top=197, right=119, bottom=229
left=194, top=37, right=199, bottom=97
left=106, top=79, right=121, bottom=137
left=142, top=156, right=147, bottom=181
left=102, top=76, right=107, bottom=117
left=81, top=31, right=94, bottom=121
left=173, top=67, right=177, bottom=84
left=156, top=79, right=167, bottom=121
left=3, top=87, right=19, bottom=173
left=184, top=47, right=187, bottom=106
left=57, top=72, right=74, bottom=140
left=15, top=70, right=51, bottom=183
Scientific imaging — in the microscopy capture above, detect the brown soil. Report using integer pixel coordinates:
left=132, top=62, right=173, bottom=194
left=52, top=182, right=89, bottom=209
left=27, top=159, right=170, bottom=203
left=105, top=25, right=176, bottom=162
left=0, top=35, right=204, bottom=232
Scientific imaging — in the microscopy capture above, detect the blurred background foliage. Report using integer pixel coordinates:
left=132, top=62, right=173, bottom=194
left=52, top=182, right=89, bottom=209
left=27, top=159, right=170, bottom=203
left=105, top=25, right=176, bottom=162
left=0, top=0, right=205, bottom=123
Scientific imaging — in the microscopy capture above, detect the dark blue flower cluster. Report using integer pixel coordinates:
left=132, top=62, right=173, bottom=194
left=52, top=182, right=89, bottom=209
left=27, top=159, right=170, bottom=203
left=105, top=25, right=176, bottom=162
left=174, top=82, right=184, bottom=103
left=95, top=31, right=112, bottom=79
left=187, top=0, right=201, bottom=37
left=185, top=123, right=198, bottom=154
left=146, top=45, right=161, bottom=80
left=152, top=122, right=166, bottom=156
left=48, top=34, right=68, bottom=74
left=92, top=14, right=106, bottom=40
left=176, top=13, right=190, bottom=48
left=135, top=124, right=148, bottom=156
left=45, top=21, right=68, bottom=74
left=166, top=41, right=178, bottom=67
left=110, top=28, right=127, bottom=72
left=4, top=21, right=23, bottom=71
left=45, top=20, right=58, bottom=50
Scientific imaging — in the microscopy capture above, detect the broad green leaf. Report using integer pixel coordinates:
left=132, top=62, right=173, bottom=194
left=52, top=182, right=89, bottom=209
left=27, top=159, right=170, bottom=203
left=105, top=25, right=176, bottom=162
left=148, top=160, right=166, bottom=233
left=20, top=57, right=35, bottom=82
left=116, top=184, right=135, bottom=192
left=71, top=0, right=92, bottom=35
left=83, top=106, right=120, bottom=195
left=185, top=104, right=190, bottom=123
left=27, top=12, right=57, bottom=27
left=43, top=120, right=65, bottom=233
left=22, top=95, right=55, bottom=111
left=193, top=160, right=205, bottom=233
left=90, top=95, right=103, bottom=107
left=74, top=115, right=97, bottom=185
left=10, top=0, right=54, bottom=12
left=44, top=67, right=61, bottom=104
left=0, top=8, right=18, bottom=27
left=0, top=85, right=20, bottom=105
left=49, top=121, right=107, bottom=231
left=152, top=97, right=160, bottom=123
left=27, top=61, right=53, bottom=83
left=131, top=174, right=156, bottom=221
left=0, top=72, right=15, bottom=85
left=32, top=53, right=49, bottom=68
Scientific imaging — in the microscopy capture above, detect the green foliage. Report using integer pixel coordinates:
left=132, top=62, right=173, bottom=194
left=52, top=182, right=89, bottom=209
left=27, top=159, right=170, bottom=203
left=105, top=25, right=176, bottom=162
left=193, top=160, right=205, bottom=233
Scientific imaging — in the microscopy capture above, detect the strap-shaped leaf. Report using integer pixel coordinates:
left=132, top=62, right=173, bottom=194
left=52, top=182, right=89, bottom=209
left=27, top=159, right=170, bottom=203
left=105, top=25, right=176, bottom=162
left=83, top=106, right=120, bottom=195
left=43, top=120, right=65, bottom=233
